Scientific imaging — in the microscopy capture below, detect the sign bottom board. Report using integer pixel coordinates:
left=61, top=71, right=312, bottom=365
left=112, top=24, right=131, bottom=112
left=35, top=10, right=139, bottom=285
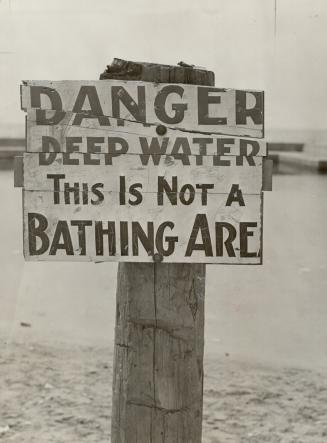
left=23, top=191, right=263, bottom=264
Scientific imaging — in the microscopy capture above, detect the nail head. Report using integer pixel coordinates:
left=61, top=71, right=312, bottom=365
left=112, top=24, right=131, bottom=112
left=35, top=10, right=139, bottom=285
left=156, top=125, right=167, bottom=136
left=153, top=253, right=163, bottom=263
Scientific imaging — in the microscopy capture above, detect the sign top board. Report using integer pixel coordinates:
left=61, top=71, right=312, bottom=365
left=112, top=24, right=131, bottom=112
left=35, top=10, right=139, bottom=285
left=21, top=80, right=264, bottom=138
left=20, top=78, right=266, bottom=264
left=25, top=110, right=267, bottom=157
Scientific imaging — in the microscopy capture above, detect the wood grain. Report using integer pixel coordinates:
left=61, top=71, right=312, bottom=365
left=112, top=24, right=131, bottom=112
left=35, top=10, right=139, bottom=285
left=23, top=190, right=262, bottom=263
left=14, top=156, right=24, bottom=187
left=112, top=262, right=205, bottom=442
left=26, top=110, right=267, bottom=156
left=108, top=60, right=211, bottom=443
left=263, top=158, right=273, bottom=191
left=22, top=152, right=263, bottom=194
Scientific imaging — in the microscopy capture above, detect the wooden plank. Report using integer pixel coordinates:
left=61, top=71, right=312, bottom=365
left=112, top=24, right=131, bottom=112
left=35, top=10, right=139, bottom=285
left=22, top=152, right=263, bottom=195
left=108, top=61, right=209, bottom=443
left=102, top=58, right=263, bottom=442
left=111, top=263, right=205, bottom=443
left=21, top=80, right=264, bottom=138
left=14, top=156, right=24, bottom=187
left=100, top=57, right=214, bottom=85
left=113, top=261, right=205, bottom=442
left=26, top=110, right=267, bottom=156
left=263, top=158, right=273, bottom=191
left=23, top=190, right=262, bottom=264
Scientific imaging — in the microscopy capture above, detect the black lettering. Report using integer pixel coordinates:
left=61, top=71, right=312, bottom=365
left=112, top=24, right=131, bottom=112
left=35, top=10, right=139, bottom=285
left=27, top=212, right=49, bottom=255
left=185, top=214, right=213, bottom=256
left=235, top=91, right=263, bottom=125
left=95, top=221, right=116, bottom=256
left=119, top=176, right=126, bottom=205
left=139, top=137, right=168, bottom=165
left=157, top=176, right=177, bottom=205
left=49, top=221, right=74, bottom=255
left=120, top=222, right=129, bottom=256
left=39, top=136, right=60, bottom=165
left=196, top=183, right=214, bottom=205
left=236, top=139, right=260, bottom=166
left=240, top=222, right=257, bottom=257
left=106, top=137, right=129, bottom=165
left=64, top=182, right=80, bottom=204
left=171, top=137, right=191, bottom=165
left=213, top=138, right=232, bottom=166
left=131, top=222, right=154, bottom=256
left=47, top=174, right=65, bottom=204
left=154, top=85, right=187, bottom=124
left=179, top=184, right=195, bottom=205
left=155, top=222, right=178, bottom=256
left=85, top=137, right=103, bottom=165
left=82, top=183, right=88, bottom=204
left=193, top=137, right=213, bottom=165
left=225, top=184, right=245, bottom=206
left=198, top=87, right=227, bottom=125
left=129, top=183, right=143, bottom=206
left=72, top=86, right=110, bottom=126
left=71, top=220, right=92, bottom=255
left=111, top=86, right=146, bottom=122
left=215, top=222, right=236, bottom=257
left=31, top=86, right=65, bottom=125
left=91, top=183, right=104, bottom=205
left=63, top=137, right=81, bottom=165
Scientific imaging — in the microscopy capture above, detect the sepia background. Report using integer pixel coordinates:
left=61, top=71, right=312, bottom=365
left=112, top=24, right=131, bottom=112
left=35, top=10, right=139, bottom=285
left=1, top=1, right=327, bottom=442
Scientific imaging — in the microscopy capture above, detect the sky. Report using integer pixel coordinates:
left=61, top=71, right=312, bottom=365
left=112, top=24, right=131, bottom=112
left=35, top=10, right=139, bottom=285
left=0, top=0, right=326, bottom=137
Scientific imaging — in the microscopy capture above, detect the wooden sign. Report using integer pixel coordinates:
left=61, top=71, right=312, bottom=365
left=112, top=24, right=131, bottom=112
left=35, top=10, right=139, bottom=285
left=21, top=80, right=264, bottom=138
left=25, top=110, right=267, bottom=156
left=23, top=152, right=263, bottom=194
left=20, top=80, right=266, bottom=264
left=24, top=191, right=262, bottom=263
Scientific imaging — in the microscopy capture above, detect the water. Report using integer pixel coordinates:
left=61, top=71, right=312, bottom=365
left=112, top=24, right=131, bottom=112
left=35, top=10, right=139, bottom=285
left=266, top=128, right=327, bottom=145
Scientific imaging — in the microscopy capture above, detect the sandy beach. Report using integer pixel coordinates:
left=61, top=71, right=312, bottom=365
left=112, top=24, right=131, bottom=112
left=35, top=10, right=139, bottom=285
left=1, top=339, right=327, bottom=442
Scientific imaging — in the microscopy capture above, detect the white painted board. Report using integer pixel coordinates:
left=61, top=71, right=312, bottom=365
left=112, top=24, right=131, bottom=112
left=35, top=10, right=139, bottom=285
left=23, top=190, right=263, bottom=264
left=23, top=153, right=263, bottom=195
left=21, top=80, right=264, bottom=138
left=25, top=110, right=267, bottom=156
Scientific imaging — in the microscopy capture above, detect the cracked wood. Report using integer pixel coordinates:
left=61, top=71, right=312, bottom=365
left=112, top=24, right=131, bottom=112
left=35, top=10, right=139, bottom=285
left=109, top=59, right=209, bottom=443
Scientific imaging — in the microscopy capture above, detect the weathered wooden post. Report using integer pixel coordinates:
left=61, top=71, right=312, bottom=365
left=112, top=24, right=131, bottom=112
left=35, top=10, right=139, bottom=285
left=18, top=58, right=268, bottom=443
left=100, top=59, right=213, bottom=442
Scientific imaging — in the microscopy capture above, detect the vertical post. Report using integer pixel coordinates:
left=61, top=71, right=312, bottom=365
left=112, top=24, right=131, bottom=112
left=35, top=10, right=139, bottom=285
left=100, top=59, right=214, bottom=443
